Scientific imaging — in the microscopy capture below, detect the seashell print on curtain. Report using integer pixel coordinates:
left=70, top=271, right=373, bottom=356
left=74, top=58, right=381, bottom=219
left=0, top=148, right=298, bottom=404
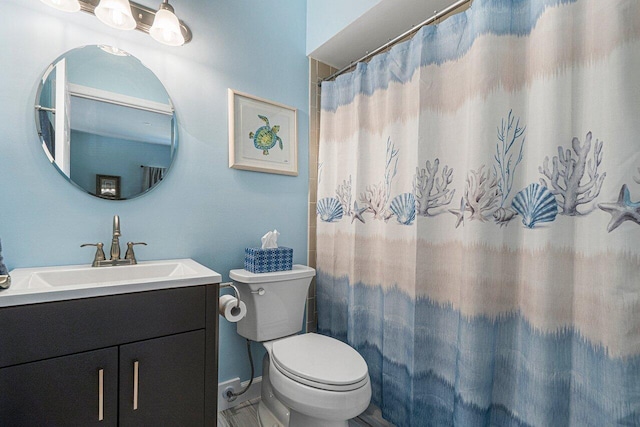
left=316, top=0, right=640, bottom=426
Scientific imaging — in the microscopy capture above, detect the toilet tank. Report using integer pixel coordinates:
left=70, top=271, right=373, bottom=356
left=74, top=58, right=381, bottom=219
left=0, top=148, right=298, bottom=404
left=229, top=265, right=315, bottom=342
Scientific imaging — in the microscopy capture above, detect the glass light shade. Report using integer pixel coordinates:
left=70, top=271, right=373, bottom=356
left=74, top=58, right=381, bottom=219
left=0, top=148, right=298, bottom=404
left=150, top=8, right=185, bottom=46
left=40, top=0, right=81, bottom=12
left=95, top=0, right=137, bottom=31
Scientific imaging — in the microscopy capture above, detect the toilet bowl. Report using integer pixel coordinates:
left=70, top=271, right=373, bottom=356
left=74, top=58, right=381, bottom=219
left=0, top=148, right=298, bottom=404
left=229, top=266, right=372, bottom=427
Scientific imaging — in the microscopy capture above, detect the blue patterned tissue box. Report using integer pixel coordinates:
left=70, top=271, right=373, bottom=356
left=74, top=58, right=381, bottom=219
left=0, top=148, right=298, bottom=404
left=244, top=247, right=293, bottom=273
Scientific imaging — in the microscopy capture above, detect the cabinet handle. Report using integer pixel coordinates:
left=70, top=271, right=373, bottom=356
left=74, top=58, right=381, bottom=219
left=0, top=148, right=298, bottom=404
left=98, top=368, right=104, bottom=421
left=133, top=360, right=139, bottom=410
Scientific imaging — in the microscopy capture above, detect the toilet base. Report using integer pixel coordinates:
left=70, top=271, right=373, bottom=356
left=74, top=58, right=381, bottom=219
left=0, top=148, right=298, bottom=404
left=258, top=400, right=285, bottom=427
left=258, top=400, right=349, bottom=427
left=258, top=354, right=290, bottom=427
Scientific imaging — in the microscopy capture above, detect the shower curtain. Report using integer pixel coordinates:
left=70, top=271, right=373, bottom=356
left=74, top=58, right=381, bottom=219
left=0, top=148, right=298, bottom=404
left=316, top=0, right=640, bottom=426
left=141, top=166, right=166, bottom=191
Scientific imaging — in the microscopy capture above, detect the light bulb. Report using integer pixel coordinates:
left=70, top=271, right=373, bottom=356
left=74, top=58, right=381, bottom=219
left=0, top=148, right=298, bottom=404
left=150, top=3, right=185, bottom=46
left=95, top=0, right=136, bottom=31
left=111, top=9, right=125, bottom=26
left=161, top=28, right=178, bottom=44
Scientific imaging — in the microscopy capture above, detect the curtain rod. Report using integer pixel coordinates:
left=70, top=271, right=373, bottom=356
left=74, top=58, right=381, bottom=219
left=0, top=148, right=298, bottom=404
left=319, top=0, right=472, bottom=84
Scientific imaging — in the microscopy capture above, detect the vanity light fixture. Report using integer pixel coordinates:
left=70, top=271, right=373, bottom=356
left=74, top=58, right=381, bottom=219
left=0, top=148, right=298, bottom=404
left=39, top=0, right=81, bottom=13
left=38, top=0, right=192, bottom=46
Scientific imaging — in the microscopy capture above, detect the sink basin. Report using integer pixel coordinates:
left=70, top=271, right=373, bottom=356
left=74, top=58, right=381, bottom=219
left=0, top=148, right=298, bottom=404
left=33, top=261, right=199, bottom=287
left=1, top=259, right=221, bottom=307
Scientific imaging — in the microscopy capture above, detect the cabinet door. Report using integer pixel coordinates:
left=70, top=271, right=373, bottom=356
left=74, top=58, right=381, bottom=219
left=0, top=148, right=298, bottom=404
left=0, top=347, right=118, bottom=426
left=119, top=330, right=205, bottom=427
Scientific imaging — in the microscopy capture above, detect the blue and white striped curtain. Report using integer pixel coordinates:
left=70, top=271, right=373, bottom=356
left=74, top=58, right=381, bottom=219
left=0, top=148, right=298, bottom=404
left=316, top=0, right=640, bottom=426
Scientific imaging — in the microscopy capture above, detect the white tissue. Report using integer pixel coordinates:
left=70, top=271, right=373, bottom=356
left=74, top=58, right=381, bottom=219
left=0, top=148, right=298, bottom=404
left=261, top=229, right=280, bottom=249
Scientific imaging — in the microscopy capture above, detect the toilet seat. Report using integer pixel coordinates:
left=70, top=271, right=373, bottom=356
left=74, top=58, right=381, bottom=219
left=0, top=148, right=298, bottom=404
left=269, top=333, right=369, bottom=392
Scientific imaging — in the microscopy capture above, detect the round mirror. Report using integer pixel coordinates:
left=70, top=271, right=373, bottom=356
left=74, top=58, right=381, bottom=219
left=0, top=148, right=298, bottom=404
left=35, top=45, right=177, bottom=200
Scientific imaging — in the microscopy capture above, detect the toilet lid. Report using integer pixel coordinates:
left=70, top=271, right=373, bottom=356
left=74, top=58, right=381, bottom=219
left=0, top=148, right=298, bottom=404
left=271, top=333, right=369, bottom=391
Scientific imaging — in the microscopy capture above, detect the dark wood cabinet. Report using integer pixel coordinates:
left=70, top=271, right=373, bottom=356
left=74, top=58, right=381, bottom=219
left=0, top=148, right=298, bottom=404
left=0, top=285, right=218, bottom=427
left=0, top=347, right=119, bottom=426
left=119, top=330, right=206, bottom=427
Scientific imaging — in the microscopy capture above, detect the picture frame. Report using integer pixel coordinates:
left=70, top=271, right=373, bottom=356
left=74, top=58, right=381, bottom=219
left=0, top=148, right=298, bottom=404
left=96, top=174, right=121, bottom=199
left=228, top=89, right=298, bottom=176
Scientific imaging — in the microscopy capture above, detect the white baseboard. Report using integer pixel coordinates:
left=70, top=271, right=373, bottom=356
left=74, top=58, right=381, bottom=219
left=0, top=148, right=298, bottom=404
left=217, top=376, right=262, bottom=412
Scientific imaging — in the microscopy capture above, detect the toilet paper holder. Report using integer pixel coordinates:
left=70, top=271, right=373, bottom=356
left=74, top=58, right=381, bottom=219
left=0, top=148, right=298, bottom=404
left=220, top=282, right=242, bottom=308
left=220, top=282, right=266, bottom=301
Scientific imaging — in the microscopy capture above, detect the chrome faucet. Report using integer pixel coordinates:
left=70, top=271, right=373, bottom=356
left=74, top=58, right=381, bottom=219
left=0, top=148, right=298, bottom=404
left=82, top=215, right=146, bottom=267
left=110, top=215, right=121, bottom=261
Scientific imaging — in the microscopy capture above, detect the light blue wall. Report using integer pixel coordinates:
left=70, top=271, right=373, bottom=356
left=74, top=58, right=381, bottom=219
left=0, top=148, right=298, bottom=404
left=70, top=131, right=171, bottom=199
left=306, top=0, right=380, bottom=55
left=1, top=0, right=308, bottom=388
left=65, top=45, right=170, bottom=104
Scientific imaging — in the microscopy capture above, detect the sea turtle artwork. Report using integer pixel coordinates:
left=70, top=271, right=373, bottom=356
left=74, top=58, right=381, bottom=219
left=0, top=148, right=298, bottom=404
left=249, top=115, right=283, bottom=155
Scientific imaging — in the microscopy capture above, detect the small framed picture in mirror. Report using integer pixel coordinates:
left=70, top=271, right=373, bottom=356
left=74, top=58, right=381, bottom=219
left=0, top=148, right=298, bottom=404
left=96, top=175, right=121, bottom=199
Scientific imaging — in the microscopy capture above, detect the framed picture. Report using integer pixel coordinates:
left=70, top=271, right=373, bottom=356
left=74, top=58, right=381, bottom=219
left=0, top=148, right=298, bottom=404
left=96, top=174, right=121, bottom=199
left=228, top=89, right=298, bottom=176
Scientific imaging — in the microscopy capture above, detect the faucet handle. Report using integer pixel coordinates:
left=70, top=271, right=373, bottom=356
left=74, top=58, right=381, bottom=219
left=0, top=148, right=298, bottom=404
left=81, top=242, right=106, bottom=267
left=125, top=242, right=147, bottom=264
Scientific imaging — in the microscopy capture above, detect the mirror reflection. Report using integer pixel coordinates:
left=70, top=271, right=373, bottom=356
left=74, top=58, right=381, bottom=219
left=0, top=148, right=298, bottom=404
left=35, top=45, right=177, bottom=200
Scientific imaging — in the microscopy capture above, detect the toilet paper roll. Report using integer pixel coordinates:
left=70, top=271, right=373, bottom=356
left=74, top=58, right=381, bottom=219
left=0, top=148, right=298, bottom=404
left=219, top=294, right=247, bottom=322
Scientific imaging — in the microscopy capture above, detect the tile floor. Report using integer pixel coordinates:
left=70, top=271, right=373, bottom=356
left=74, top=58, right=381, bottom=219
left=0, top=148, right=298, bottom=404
left=217, top=398, right=394, bottom=427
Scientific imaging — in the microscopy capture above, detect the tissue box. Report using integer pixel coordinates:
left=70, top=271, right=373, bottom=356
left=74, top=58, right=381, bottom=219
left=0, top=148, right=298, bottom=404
left=244, top=247, right=293, bottom=273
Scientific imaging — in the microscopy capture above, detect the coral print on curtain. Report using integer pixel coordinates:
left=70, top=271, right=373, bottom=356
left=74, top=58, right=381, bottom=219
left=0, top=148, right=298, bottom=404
left=316, top=0, right=640, bottom=426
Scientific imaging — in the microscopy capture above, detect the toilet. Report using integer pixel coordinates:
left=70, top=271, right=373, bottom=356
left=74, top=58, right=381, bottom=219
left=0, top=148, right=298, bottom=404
left=229, top=265, right=371, bottom=427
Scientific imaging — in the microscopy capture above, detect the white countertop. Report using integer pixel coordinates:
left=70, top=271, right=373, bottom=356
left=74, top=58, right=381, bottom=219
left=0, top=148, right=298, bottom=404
left=0, top=258, right=221, bottom=307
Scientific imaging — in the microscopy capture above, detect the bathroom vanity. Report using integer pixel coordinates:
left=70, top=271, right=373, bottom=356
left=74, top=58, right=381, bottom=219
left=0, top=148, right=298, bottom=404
left=0, top=259, right=220, bottom=427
